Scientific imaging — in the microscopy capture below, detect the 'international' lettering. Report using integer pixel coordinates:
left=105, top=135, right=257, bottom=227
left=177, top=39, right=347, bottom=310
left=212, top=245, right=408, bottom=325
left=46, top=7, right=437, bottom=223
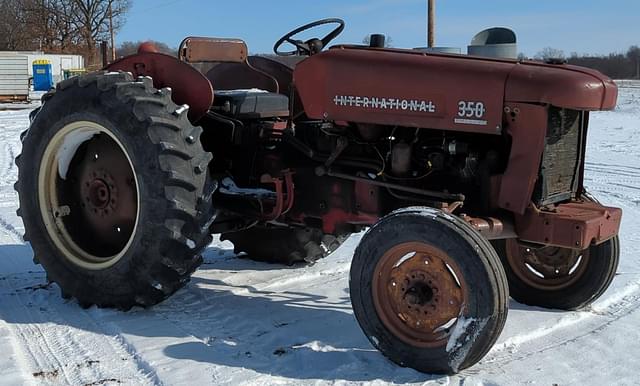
left=333, top=95, right=436, bottom=113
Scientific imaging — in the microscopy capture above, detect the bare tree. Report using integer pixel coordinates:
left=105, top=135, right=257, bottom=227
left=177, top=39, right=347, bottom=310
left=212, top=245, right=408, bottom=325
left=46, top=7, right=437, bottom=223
left=535, top=47, right=565, bottom=61
left=0, top=0, right=129, bottom=56
left=628, top=45, right=640, bottom=79
left=0, top=0, right=32, bottom=50
left=21, top=0, right=71, bottom=51
left=69, top=0, right=131, bottom=64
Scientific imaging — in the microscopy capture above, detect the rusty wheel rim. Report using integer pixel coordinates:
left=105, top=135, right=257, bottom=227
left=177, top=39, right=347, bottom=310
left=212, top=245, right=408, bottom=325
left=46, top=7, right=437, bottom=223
left=372, top=242, right=468, bottom=348
left=38, top=121, right=139, bottom=270
left=505, top=239, right=590, bottom=291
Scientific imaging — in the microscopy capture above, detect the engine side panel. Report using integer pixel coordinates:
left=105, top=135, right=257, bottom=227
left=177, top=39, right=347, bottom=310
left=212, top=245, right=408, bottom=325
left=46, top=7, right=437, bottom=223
left=294, top=48, right=512, bottom=135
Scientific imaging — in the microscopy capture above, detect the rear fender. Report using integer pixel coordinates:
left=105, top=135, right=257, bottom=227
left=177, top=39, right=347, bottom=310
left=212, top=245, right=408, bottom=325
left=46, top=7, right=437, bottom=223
left=106, top=52, right=213, bottom=122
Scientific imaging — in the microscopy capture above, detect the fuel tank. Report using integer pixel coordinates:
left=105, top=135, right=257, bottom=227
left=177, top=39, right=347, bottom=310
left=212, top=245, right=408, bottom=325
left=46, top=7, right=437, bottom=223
left=293, top=46, right=617, bottom=135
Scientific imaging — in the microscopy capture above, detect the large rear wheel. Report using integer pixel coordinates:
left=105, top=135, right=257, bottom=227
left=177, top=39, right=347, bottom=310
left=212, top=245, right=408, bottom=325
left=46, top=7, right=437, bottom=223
left=15, top=72, right=215, bottom=309
left=350, top=207, right=509, bottom=374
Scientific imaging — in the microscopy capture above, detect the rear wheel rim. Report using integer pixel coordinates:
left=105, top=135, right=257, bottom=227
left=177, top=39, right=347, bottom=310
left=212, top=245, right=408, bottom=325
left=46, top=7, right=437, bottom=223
left=505, top=239, right=590, bottom=291
left=372, top=242, right=468, bottom=348
left=38, top=121, right=139, bottom=270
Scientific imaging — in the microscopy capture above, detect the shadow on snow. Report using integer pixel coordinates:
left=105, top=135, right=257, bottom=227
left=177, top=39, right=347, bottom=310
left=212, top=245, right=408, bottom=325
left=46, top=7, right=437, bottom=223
left=0, top=243, right=443, bottom=383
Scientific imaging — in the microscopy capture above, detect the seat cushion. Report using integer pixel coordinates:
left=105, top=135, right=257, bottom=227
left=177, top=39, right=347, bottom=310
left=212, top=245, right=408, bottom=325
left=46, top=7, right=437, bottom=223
left=213, top=89, right=289, bottom=118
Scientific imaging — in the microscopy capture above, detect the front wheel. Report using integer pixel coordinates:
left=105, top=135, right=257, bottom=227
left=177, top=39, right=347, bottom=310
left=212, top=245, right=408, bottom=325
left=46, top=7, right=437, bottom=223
left=350, top=207, right=509, bottom=374
left=494, top=236, right=619, bottom=310
left=16, top=72, right=215, bottom=309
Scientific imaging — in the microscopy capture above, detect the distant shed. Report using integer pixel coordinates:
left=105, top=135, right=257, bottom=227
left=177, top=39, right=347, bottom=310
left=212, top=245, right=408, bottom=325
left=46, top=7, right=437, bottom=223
left=0, top=51, right=85, bottom=85
left=0, top=55, right=29, bottom=102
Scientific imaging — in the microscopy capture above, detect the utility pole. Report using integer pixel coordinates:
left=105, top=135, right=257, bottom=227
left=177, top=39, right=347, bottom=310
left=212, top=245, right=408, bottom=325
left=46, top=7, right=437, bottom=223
left=109, top=2, right=116, bottom=61
left=427, top=0, right=435, bottom=47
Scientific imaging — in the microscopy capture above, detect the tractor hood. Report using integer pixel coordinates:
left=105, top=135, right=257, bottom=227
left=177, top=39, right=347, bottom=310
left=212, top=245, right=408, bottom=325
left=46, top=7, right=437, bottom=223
left=294, top=46, right=617, bottom=135
left=504, top=59, right=617, bottom=111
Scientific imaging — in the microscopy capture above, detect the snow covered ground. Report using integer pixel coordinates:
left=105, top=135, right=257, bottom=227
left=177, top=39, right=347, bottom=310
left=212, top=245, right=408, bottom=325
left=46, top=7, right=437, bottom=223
left=0, top=84, right=639, bottom=385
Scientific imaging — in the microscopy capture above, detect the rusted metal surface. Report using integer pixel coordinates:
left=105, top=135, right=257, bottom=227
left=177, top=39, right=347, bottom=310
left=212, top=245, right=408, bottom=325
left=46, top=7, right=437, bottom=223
left=533, top=108, right=586, bottom=206
left=372, top=242, right=467, bottom=348
left=179, top=37, right=248, bottom=63
left=460, top=215, right=516, bottom=240
left=505, top=61, right=618, bottom=111
left=106, top=52, right=213, bottom=121
left=320, top=168, right=465, bottom=201
left=319, top=208, right=378, bottom=234
left=505, top=239, right=590, bottom=290
left=497, top=103, right=548, bottom=214
left=138, top=42, right=159, bottom=54
left=515, top=200, right=622, bottom=250
left=0, top=95, right=28, bottom=102
left=294, top=45, right=618, bottom=136
left=259, top=171, right=295, bottom=221
left=74, top=134, right=137, bottom=253
left=294, top=47, right=510, bottom=135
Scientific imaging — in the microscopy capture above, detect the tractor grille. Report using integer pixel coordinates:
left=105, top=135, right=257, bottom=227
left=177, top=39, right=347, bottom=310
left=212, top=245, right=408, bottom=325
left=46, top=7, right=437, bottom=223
left=533, top=107, right=586, bottom=206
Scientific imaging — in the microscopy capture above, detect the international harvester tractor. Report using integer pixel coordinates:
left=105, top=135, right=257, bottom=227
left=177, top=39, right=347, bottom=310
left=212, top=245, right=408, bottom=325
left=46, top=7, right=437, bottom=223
left=15, top=19, right=622, bottom=373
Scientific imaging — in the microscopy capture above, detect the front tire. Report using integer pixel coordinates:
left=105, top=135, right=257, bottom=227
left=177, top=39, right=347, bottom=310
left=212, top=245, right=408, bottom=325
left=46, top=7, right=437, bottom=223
left=350, top=207, right=509, bottom=374
left=494, top=236, right=619, bottom=310
left=15, top=72, right=215, bottom=309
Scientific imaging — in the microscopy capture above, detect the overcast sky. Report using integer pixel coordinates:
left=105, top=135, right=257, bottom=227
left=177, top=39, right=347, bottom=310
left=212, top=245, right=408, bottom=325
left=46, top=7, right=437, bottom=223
left=118, top=0, right=639, bottom=56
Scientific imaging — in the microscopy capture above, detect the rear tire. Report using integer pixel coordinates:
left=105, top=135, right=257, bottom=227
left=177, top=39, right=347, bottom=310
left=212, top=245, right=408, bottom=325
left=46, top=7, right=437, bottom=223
left=222, top=226, right=349, bottom=265
left=350, top=207, right=509, bottom=374
left=15, top=72, right=215, bottom=309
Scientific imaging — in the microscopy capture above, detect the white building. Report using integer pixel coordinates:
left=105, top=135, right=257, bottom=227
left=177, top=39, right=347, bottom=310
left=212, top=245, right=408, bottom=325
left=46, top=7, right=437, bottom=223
left=0, top=55, right=29, bottom=102
left=0, top=51, right=85, bottom=84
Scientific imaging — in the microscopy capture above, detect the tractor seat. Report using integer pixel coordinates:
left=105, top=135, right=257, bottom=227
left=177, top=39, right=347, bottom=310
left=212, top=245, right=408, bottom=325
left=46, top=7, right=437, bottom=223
left=212, top=89, right=289, bottom=119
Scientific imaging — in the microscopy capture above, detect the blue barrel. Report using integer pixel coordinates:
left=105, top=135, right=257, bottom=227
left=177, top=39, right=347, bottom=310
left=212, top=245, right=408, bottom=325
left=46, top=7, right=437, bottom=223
left=32, top=60, right=54, bottom=91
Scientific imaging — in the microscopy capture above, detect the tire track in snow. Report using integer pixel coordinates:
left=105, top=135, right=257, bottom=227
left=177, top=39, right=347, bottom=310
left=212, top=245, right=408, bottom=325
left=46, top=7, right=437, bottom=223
left=584, top=160, right=640, bottom=204
left=0, top=214, right=24, bottom=244
left=0, top=110, right=26, bottom=187
left=483, top=278, right=640, bottom=368
left=0, top=143, right=15, bottom=184
left=0, top=109, right=164, bottom=385
left=0, top=272, right=159, bottom=386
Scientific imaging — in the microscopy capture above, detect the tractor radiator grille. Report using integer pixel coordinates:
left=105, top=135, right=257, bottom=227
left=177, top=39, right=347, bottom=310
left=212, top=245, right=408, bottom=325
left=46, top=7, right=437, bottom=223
left=532, top=107, right=586, bottom=206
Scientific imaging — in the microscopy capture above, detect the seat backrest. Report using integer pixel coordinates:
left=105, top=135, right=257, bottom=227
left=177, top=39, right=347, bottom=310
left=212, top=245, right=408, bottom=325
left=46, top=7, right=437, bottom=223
left=179, top=37, right=248, bottom=63
left=205, top=56, right=295, bottom=95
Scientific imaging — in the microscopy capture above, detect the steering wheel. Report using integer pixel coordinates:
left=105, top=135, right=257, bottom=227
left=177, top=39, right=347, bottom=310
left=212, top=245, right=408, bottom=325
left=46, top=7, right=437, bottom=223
left=274, top=18, right=345, bottom=56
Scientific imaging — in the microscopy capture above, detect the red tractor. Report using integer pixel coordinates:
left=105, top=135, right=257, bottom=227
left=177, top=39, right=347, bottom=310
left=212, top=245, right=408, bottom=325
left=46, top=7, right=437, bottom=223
left=16, top=19, right=621, bottom=373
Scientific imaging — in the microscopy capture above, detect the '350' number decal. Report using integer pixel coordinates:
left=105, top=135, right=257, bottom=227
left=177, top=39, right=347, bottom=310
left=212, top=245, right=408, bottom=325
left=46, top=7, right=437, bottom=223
left=458, top=101, right=486, bottom=118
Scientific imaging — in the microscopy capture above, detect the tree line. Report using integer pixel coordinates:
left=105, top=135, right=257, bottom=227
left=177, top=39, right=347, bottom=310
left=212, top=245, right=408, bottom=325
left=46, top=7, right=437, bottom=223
left=524, top=46, right=640, bottom=79
left=0, top=0, right=130, bottom=66
left=2, top=4, right=639, bottom=80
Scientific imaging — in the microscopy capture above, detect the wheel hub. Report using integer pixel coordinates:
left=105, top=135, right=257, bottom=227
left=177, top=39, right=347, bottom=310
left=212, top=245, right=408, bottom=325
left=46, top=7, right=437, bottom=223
left=373, top=242, right=467, bottom=347
left=82, top=171, right=118, bottom=215
left=89, top=179, right=110, bottom=208
left=403, top=278, right=434, bottom=307
left=506, top=240, right=590, bottom=290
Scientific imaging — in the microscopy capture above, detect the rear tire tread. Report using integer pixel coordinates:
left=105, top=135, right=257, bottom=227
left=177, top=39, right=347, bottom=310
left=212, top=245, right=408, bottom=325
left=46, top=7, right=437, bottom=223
left=15, top=71, right=214, bottom=310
